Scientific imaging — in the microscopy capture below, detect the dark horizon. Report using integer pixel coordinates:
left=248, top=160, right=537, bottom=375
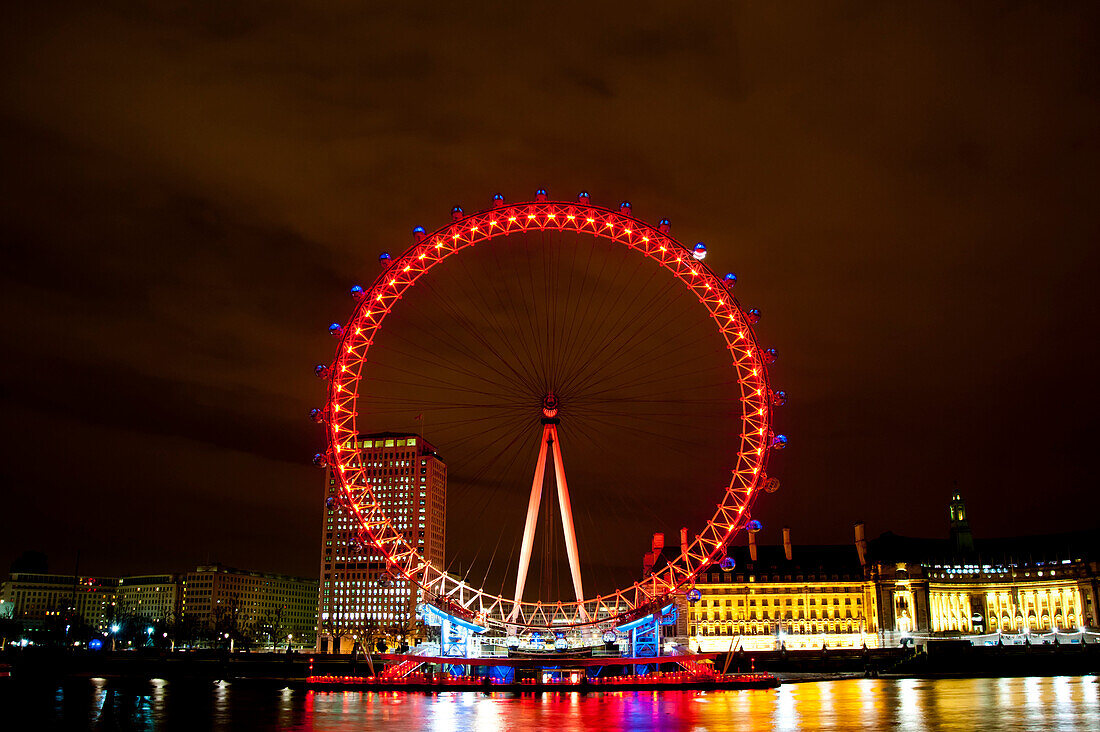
left=2, top=3, right=1098, bottom=584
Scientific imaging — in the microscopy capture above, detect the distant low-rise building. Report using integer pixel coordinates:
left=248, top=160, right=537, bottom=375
left=180, top=564, right=318, bottom=648
left=116, top=575, right=179, bottom=622
left=0, top=573, right=117, bottom=632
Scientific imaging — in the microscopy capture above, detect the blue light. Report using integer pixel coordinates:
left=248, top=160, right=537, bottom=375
left=350, top=284, right=363, bottom=296
left=314, top=364, right=330, bottom=379
left=720, top=556, right=736, bottom=571
left=772, top=390, right=787, bottom=407
left=328, top=323, right=343, bottom=336
left=692, top=242, right=707, bottom=260
left=724, top=272, right=737, bottom=286
left=686, top=588, right=702, bottom=602
left=88, top=638, right=103, bottom=650
left=413, top=225, right=426, bottom=234
left=577, top=191, right=590, bottom=202
left=763, top=347, right=778, bottom=364
left=378, top=252, right=391, bottom=263
left=309, top=408, right=325, bottom=423
left=747, top=308, right=761, bottom=324
left=771, top=434, right=789, bottom=450
left=312, top=453, right=328, bottom=468
left=747, top=519, right=763, bottom=532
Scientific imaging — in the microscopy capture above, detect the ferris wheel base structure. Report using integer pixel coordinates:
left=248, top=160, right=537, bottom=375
left=314, top=189, right=788, bottom=635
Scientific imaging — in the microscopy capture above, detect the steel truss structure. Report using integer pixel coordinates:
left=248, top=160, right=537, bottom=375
left=318, top=192, right=781, bottom=632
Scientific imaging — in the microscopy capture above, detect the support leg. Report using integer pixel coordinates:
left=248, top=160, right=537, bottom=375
left=548, top=424, right=586, bottom=617
left=509, top=425, right=551, bottom=620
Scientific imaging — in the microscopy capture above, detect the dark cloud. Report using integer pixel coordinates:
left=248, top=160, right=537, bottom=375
left=0, top=1, right=1097, bottom=587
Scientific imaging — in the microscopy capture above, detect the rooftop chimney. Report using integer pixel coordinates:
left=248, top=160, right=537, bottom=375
left=782, top=527, right=793, bottom=561
left=652, top=533, right=665, bottom=551
left=643, top=532, right=666, bottom=575
left=748, top=530, right=758, bottom=562
left=680, top=527, right=689, bottom=555
left=854, top=522, right=867, bottom=566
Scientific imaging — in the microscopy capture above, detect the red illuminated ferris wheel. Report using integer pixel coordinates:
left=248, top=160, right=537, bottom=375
left=313, top=190, right=786, bottom=631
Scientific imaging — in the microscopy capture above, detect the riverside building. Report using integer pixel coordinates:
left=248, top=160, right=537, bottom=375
left=316, top=432, right=447, bottom=653
left=179, top=564, right=317, bottom=647
left=644, top=495, right=1099, bottom=651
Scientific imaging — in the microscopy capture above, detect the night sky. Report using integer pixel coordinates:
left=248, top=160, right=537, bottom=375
left=1, top=3, right=1097, bottom=588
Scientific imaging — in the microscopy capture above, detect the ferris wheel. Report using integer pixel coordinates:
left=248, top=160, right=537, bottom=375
left=313, top=190, right=786, bottom=632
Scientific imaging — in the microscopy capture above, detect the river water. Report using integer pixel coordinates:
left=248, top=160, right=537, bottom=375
left=5, top=675, right=1098, bottom=730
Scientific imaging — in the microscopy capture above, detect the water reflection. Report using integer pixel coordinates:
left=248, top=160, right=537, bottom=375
left=5, top=676, right=1098, bottom=731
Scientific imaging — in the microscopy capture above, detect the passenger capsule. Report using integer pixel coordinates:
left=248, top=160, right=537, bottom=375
left=412, top=225, right=427, bottom=242
left=325, top=495, right=336, bottom=509
left=577, top=191, right=590, bottom=203
left=658, top=218, right=671, bottom=234
left=619, top=201, right=632, bottom=215
left=328, top=323, right=343, bottom=337
left=312, top=453, right=328, bottom=468
left=747, top=519, right=763, bottom=533
left=535, top=189, right=548, bottom=201
left=309, top=407, right=326, bottom=423
left=762, top=348, right=778, bottom=365
left=692, top=242, right=707, bottom=261
left=451, top=206, right=464, bottom=221
left=506, top=635, right=521, bottom=648
left=378, top=252, right=392, bottom=269
left=771, top=390, right=788, bottom=407
left=720, top=556, right=736, bottom=571
left=314, top=364, right=331, bottom=379
left=554, top=637, right=568, bottom=650
left=763, top=477, right=781, bottom=494
left=602, top=630, right=617, bottom=644
left=724, top=273, right=737, bottom=288
left=350, top=284, right=366, bottom=300
left=771, top=434, right=789, bottom=450
left=687, top=588, right=702, bottom=603
left=491, top=193, right=505, bottom=208
left=746, top=308, right=761, bottom=325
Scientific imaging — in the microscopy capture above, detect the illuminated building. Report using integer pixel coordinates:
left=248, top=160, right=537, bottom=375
left=116, top=575, right=179, bottom=621
left=867, top=496, right=1099, bottom=639
left=644, top=495, right=1099, bottom=650
left=179, top=564, right=317, bottom=646
left=0, top=573, right=117, bottom=632
left=317, top=432, right=447, bottom=653
left=645, top=529, right=878, bottom=652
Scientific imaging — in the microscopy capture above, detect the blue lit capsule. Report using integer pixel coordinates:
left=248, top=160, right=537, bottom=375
left=771, top=390, right=787, bottom=407
left=687, top=588, right=702, bottom=602
left=746, top=308, right=761, bottom=325
left=350, top=284, right=366, bottom=300
left=724, top=273, right=737, bottom=288
left=314, top=364, right=330, bottom=379
left=325, top=496, right=336, bottom=509
left=602, top=630, right=617, bottom=644
left=771, top=434, right=789, bottom=450
left=491, top=193, right=505, bottom=208
left=451, top=206, right=464, bottom=221
left=658, top=218, right=671, bottom=234
left=328, top=323, right=343, bottom=337
left=720, top=556, right=736, bottom=572
left=763, top=348, right=778, bottom=365
left=619, top=201, right=632, bottom=215
left=577, top=191, right=590, bottom=203
left=312, top=453, right=328, bottom=468
left=747, top=519, right=763, bottom=533
left=309, top=408, right=325, bottom=423
left=554, top=638, right=568, bottom=650
left=379, top=252, right=392, bottom=268
left=535, top=189, right=548, bottom=201
left=412, top=225, right=426, bottom=242
left=692, top=242, right=707, bottom=261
